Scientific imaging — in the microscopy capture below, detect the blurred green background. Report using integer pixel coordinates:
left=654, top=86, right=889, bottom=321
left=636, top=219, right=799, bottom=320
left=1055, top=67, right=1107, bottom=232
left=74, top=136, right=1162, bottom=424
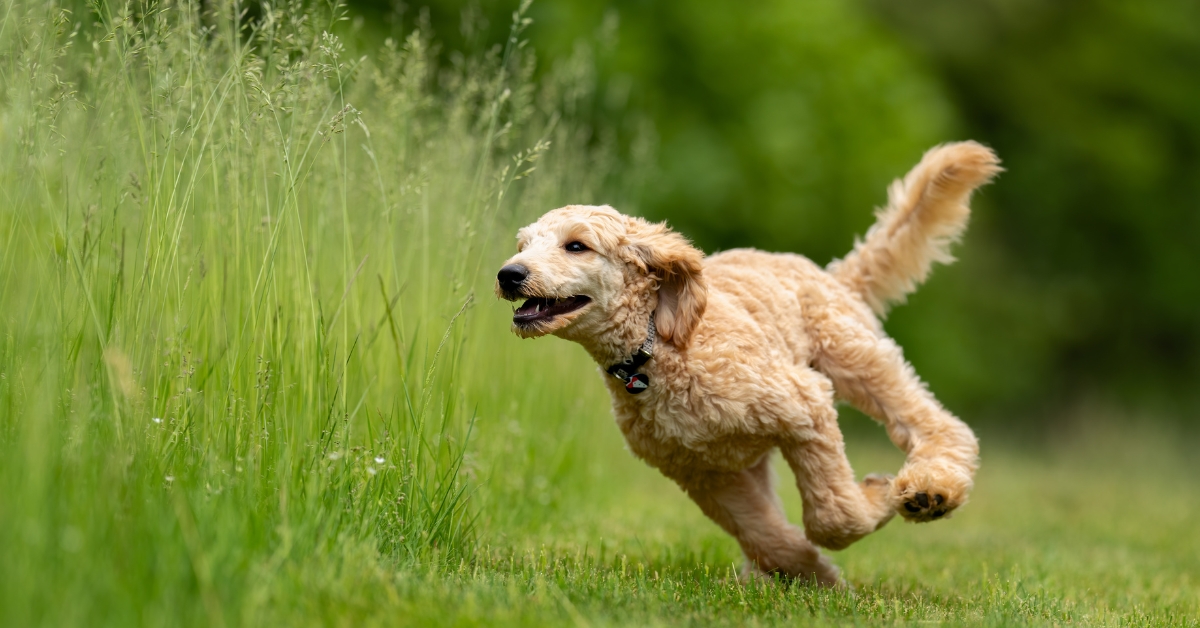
left=347, top=0, right=1200, bottom=426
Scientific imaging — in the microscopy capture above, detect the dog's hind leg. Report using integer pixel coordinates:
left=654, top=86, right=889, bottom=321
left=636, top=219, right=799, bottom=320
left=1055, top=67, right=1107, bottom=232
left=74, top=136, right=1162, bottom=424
left=674, top=455, right=842, bottom=587
left=811, top=310, right=979, bottom=523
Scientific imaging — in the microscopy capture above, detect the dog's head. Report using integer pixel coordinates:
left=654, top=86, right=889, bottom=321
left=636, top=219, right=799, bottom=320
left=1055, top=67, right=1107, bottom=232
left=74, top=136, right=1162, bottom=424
left=496, top=205, right=707, bottom=349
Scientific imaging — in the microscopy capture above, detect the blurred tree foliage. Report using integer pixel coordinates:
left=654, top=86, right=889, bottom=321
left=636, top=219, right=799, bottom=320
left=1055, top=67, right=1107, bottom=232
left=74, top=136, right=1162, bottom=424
left=866, top=0, right=1200, bottom=420
left=350, top=0, right=1200, bottom=421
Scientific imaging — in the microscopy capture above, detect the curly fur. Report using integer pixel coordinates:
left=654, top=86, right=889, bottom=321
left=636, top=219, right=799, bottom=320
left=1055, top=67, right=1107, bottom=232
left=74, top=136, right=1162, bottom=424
left=497, top=142, right=1001, bottom=586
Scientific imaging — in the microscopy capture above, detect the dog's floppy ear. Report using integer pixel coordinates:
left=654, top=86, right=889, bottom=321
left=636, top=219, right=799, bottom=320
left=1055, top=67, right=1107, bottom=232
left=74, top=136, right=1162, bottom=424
left=624, top=218, right=708, bottom=348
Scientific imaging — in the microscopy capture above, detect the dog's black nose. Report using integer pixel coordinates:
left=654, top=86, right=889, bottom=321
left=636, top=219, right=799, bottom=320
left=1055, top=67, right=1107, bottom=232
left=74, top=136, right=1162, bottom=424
left=497, top=264, right=529, bottom=292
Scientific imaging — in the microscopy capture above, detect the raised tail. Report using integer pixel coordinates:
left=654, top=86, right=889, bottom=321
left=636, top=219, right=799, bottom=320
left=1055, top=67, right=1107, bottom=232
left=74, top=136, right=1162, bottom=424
left=828, top=141, right=1001, bottom=316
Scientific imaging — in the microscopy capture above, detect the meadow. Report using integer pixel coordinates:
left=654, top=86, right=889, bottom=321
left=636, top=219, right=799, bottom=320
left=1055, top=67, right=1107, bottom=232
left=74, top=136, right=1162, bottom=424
left=0, top=1, right=1197, bottom=625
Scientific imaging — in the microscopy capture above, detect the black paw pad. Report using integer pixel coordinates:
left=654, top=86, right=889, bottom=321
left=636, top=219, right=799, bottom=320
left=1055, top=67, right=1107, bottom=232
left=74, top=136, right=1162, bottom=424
left=901, top=492, right=952, bottom=521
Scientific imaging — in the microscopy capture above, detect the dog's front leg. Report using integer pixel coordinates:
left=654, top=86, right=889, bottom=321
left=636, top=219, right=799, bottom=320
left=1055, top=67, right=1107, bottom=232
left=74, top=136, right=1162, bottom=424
left=670, top=455, right=842, bottom=587
left=812, top=312, right=980, bottom=522
left=781, top=430, right=896, bottom=550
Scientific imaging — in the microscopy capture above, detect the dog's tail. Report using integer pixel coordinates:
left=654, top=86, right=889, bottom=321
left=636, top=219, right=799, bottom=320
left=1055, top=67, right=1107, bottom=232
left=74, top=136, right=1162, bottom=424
left=828, top=141, right=1001, bottom=316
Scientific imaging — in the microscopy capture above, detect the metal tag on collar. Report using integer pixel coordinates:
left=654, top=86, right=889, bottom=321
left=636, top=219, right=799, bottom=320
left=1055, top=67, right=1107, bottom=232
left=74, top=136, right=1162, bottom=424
left=609, top=348, right=651, bottom=379
left=607, top=316, right=656, bottom=395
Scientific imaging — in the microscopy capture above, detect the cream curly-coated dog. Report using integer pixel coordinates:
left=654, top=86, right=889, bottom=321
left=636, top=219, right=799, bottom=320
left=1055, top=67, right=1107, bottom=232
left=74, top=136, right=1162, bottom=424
left=496, top=142, right=1000, bottom=585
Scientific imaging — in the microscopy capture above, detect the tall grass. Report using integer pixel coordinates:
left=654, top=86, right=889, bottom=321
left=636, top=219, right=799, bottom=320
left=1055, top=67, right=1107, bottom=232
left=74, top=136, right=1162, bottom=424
left=0, top=0, right=624, bottom=622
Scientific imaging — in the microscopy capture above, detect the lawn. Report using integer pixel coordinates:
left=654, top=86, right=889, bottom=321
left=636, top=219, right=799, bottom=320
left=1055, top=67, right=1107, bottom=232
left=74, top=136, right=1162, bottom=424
left=1, top=1, right=1197, bottom=626
left=457, top=418, right=1200, bottom=627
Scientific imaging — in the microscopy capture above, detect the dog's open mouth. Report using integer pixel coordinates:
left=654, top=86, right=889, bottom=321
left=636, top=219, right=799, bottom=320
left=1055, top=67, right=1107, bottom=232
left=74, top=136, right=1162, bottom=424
left=513, top=295, right=591, bottom=325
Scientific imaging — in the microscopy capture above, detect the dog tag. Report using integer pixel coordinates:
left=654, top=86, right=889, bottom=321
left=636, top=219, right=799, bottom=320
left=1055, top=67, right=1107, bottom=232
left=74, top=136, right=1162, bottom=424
left=625, top=373, right=650, bottom=394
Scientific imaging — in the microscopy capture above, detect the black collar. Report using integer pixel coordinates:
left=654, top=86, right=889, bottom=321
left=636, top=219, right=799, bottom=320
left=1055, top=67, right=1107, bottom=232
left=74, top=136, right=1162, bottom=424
left=606, top=316, right=656, bottom=395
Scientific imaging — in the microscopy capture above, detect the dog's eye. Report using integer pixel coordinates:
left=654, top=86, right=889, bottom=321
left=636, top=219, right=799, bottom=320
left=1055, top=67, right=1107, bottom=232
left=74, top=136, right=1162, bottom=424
left=564, top=241, right=589, bottom=253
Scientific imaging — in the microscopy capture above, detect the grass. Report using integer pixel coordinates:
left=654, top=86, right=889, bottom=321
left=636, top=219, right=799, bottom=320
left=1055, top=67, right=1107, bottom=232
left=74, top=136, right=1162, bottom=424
left=1, top=0, right=1198, bottom=625
left=227, top=419, right=1200, bottom=627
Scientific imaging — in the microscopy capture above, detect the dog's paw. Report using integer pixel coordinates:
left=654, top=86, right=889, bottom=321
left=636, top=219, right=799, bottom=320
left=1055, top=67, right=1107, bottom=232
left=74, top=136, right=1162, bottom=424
left=891, top=459, right=973, bottom=523
left=897, top=488, right=950, bottom=521
left=860, top=473, right=897, bottom=530
left=861, top=472, right=893, bottom=492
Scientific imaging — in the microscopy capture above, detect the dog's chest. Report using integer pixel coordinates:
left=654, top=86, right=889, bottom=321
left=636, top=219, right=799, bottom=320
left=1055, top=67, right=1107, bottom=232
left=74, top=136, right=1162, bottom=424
left=622, top=424, right=776, bottom=474
left=609, top=390, right=780, bottom=474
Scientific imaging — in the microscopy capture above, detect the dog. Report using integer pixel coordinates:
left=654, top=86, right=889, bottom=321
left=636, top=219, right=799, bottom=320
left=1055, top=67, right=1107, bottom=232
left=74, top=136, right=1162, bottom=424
left=496, top=142, right=1000, bottom=585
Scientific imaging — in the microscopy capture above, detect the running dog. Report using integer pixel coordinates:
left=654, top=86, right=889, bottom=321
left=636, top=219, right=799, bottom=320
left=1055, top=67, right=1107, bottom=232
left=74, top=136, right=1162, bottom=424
left=495, top=142, right=1000, bottom=585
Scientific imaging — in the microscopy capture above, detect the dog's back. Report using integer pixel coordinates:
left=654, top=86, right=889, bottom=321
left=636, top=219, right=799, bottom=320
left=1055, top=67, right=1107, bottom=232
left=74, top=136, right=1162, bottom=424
left=698, top=249, right=875, bottom=368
